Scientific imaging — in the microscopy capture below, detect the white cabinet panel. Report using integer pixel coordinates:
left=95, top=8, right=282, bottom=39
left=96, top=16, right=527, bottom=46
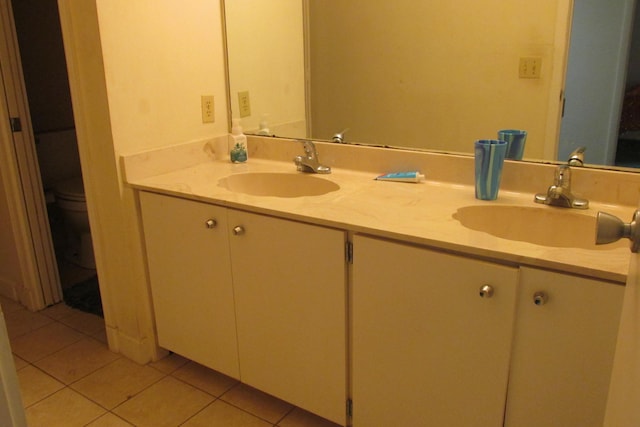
left=228, top=209, right=347, bottom=425
left=505, top=266, right=624, bottom=427
left=140, top=192, right=239, bottom=378
left=352, top=235, right=518, bottom=427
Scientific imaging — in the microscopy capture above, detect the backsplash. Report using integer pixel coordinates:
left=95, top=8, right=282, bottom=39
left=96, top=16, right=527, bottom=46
left=121, top=134, right=640, bottom=208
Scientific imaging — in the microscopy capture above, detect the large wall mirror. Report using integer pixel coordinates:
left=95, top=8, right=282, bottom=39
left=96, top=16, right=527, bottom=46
left=224, top=0, right=640, bottom=171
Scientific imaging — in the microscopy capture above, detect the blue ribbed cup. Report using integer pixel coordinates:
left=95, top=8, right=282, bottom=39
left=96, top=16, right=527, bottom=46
left=474, top=139, right=507, bottom=200
left=498, top=129, right=527, bottom=160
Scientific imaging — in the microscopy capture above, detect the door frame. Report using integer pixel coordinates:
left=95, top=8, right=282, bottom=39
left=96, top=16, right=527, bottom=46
left=0, top=0, right=61, bottom=310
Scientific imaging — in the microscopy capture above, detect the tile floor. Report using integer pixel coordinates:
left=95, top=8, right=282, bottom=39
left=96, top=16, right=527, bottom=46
left=1, top=296, right=341, bottom=427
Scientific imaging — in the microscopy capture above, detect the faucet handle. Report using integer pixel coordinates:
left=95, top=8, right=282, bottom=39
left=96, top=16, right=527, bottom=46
left=302, top=140, right=316, bottom=155
left=554, top=164, right=571, bottom=188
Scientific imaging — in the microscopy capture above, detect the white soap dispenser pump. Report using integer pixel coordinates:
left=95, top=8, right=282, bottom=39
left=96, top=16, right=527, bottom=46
left=230, top=118, right=248, bottom=163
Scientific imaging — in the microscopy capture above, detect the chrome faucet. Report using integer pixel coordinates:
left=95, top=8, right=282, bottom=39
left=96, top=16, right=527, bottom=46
left=534, top=147, right=588, bottom=209
left=294, top=140, right=331, bottom=174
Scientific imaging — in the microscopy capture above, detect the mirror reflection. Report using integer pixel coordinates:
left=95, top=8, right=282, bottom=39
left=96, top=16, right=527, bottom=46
left=225, top=0, right=640, bottom=170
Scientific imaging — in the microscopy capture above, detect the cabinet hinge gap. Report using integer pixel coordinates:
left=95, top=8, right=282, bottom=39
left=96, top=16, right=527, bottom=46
left=346, top=398, right=353, bottom=417
left=346, top=241, right=353, bottom=264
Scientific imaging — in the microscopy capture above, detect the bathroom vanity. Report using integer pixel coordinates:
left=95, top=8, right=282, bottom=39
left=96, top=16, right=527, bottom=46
left=124, top=136, right=634, bottom=427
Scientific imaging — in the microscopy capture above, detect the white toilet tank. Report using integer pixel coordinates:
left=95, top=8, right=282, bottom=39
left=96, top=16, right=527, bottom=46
left=53, top=177, right=95, bottom=269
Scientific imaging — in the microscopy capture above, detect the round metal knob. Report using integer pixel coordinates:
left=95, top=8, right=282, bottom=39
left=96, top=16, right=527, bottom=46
left=232, top=226, right=245, bottom=236
left=533, top=291, right=548, bottom=306
left=596, top=209, right=640, bottom=252
left=479, top=285, right=494, bottom=298
left=205, top=219, right=217, bottom=229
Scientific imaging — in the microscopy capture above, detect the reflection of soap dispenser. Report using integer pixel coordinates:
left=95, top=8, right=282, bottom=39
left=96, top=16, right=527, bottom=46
left=230, top=118, right=248, bottom=163
left=258, top=114, right=270, bottom=136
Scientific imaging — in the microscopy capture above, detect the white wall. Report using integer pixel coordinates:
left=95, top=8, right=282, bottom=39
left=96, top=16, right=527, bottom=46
left=97, top=0, right=229, bottom=154
left=58, top=0, right=229, bottom=362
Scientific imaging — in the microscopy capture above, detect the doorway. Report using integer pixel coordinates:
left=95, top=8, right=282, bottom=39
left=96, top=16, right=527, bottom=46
left=559, top=0, right=638, bottom=167
left=8, top=0, right=101, bottom=315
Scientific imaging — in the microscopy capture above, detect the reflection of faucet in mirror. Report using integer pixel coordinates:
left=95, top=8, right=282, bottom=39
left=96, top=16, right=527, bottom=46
left=294, top=140, right=331, bottom=174
left=534, top=147, right=589, bottom=209
left=567, top=146, right=586, bottom=166
left=332, top=128, right=349, bottom=144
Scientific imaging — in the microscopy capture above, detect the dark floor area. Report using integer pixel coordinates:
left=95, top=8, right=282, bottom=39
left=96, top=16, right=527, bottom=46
left=47, top=200, right=101, bottom=316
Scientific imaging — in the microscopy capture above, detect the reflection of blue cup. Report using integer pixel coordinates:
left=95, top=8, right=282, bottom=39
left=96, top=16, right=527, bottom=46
left=498, top=129, right=527, bottom=160
left=474, top=139, right=507, bottom=200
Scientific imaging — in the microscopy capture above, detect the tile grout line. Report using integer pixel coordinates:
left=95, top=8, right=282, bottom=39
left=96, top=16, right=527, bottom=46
left=6, top=301, right=341, bottom=427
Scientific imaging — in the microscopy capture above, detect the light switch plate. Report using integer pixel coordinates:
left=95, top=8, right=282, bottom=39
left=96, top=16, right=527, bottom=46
left=238, top=91, right=251, bottom=118
left=201, top=95, right=215, bottom=123
left=519, top=57, right=542, bottom=79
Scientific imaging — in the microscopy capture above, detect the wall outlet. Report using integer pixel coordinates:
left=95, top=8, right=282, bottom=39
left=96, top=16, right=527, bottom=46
left=238, top=91, right=251, bottom=118
left=519, top=57, right=542, bottom=79
left=201, top=95, right=215, bottom=123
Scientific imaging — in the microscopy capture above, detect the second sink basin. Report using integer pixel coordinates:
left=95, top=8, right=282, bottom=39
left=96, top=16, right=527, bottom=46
left=453, top=205, right=626, bottom=250
left=219, top=172, right=340, bottom=198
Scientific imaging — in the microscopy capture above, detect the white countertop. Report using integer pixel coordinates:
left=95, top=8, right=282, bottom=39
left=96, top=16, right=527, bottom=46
left=124, top=154, right=633, bottom=283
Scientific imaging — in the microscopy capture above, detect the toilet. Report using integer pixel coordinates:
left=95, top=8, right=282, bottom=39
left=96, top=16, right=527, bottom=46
left=53, top=177, right=95, bottom=269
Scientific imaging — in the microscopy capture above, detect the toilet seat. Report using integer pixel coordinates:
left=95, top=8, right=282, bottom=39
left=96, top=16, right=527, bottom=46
left=54, top=177, right=85, bottom=202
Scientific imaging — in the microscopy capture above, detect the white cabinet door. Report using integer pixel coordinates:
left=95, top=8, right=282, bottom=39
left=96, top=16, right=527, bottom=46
left=352, top=235, right=518, bottom=427
left=505, top=266, right=624, bottom=427
left=228, top=209, right=347, bottom=426
left=139, top=192, right=240, bottom=378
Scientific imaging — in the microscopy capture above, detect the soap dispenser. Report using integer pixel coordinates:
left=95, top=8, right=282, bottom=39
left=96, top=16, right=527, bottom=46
left=230, top=118, right=248, bottom=163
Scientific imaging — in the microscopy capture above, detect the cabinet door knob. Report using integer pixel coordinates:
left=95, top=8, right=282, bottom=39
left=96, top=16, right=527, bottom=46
left=205, top=219, right=217, bottom=229
left=533, top=291, right=548, bottom=306
left=479, top=285, right=494, bottom=298
left=233, top=226, right=245, bottom=236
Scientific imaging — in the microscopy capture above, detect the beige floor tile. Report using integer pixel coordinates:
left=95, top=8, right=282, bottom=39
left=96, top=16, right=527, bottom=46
left=25, top=387, right=106, bottom=427
left=72, top=357, right=165, bottom=409
left=221, top=384, right=294, bottom=424
left=0, top=295, right=24, bottom=313
left=183, top=400, right=272, bottom=427
left=173, top=361, right=239, bottom=397
left=41, top=302, right=76, bottom=320
left=4, top=308, right=53, bottom=340
left=10, top=321, right=85, bottom=362
left=17, top=365, right=65, bottom=407
left=148, top=352, right=189, bottom=374
left=58, top=309, right=105, bottom=335
left=278, top=407, right=342, bottom=427
left=85, top=412, right=134, bottom=426
left=34, top=338, right=120, bottom=384
left=92, top=326, right=108, bottom=344
left=12, top=353, right=28, bottom=370
left=112, top=376, right=214, bottom=427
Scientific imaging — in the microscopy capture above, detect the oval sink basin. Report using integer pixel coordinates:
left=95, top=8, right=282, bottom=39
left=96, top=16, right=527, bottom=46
left=453, top=205, right=626, bottom=250
left=219, top=172, right=340, bottom=198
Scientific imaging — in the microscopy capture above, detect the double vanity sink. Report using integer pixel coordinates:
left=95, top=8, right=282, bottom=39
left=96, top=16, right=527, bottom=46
left=218, top=170, right=626, bottom=252
left=123, top=149, right=633, bottom=283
